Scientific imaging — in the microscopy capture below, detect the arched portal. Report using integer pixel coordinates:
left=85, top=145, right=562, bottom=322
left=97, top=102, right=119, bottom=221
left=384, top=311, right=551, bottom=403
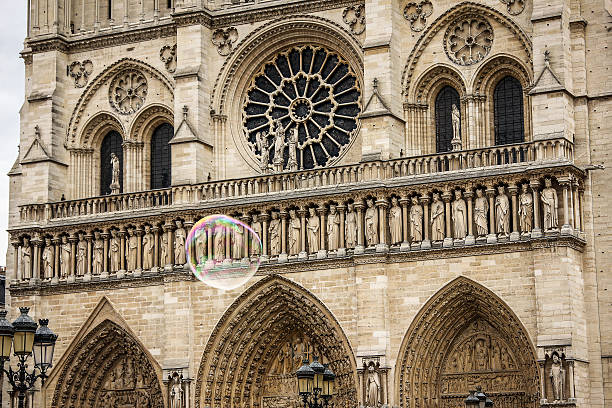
left=50, top=320, right=164, bottom=408
left=395, top=277, right=539, bottom=408
left=195, top=275, right=358, bottom=408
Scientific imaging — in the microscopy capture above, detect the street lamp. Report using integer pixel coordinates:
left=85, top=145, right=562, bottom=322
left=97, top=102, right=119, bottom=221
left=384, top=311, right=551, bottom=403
left=295, top=357, right=336, bottom=408
left=465, top=386, right=493, bottom=408
left=0, top=308, right=58, bottom=408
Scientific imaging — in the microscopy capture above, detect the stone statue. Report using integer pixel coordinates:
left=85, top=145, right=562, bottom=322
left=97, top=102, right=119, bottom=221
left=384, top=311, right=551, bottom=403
left=518, top=184, right=533, bottom=234
left=169, top=373, right=184, bottom=408
left=474, top=189, right=488, bottom=236
left=431, top=193, right=445, bottom=242
left=474, top=339, right=489, bottom=371
left=110, top=230, right=120, bottom=272
left=269, top=212, right=281, bottom=256
left=495, top=186, right=510, bottom=237
left=251, top=215, right=262, bottom=255
left=42, top=238, right=54, bottom=279
left=288, top=209, right=301, bottom=255
left=214, top=227, right=225, bottom=261
left=541, top=178, right=559, bottom=230
left=110, top=152, right=120, bottom=194
left=21, top=237, right=32, bottom=279
left=452, top=189, right=467, bottom=239
left=307, top=207, right=320, bottom=253
left=233, top=222, right=244, bottom=259
left=409, top=196, right=423, bottom=242
left=327, top=205, right=341, bottom=250
left=93, top=232, right=104, bottom=275
left=389, top=197, right=402, bottom=245
left=451, top=104, right=461, bottom=150
left=550, top=353, right=565, bottom=402
left=345, top=203, right=358, bottom=248
left=365, top=199, right=378, bottom=246
left=272, top=120, right=285, bottom=169
left=257, top=132, right=270, bottom=173
left=174, top=220, right=186, bottom=265
left=142, top=226, right=154, bottom=270
left=366, top=364, right=380, bottom=407
left=76, top=234, right=87, bottom=276
left=160, top=233, right=169, bottom=266
left=288, top=126, right=298, bottom=171
left=127, top=229, right=138, bottom=271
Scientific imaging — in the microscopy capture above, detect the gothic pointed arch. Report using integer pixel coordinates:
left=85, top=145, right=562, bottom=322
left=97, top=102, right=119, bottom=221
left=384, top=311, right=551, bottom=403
left=194, top=275, right=358, bottom=408
left=47, top=297, right=164, bottom=408
left=395, top=276, right=539, bottom=408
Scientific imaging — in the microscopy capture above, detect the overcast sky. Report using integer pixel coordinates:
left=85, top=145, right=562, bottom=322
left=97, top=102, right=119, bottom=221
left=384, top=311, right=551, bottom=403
left=0, top=4, right=26, bottom=264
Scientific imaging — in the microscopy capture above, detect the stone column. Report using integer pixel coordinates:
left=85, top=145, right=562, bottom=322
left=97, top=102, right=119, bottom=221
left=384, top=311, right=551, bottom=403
left=118, top=229, right=126, bottom=275
left=317, top=205, right=327, bottom=259
left=85, top=233, right=93, bottom=280
left=260, top=213, right=270, bottom=262
left=376, top=199, right=389, bottom=252
left=420, top=194, right=431, bottom=249
left=530, top=179, right=542, bottom=237
left=101, top=231, right=109, bottom=276
left=136, top=227, right=143, bottom=273
left=559, top=178, right=573, bottom=234
left=240, top=216, right=251, bottom=259
left=298, top=208, right=307, bottom=259
left=337, top=204, right=346, bottom=256
left=442, top=191, right=453, bottom=248
left=206, top=226, right=213, bottom=262
left=578, top=187, right=585, bottom=233
left=354, top=202, right=365, bottom=254
left=11, top=239, right=20, bottom=283
left=572, top=182, right=580, bottom=231
left=486, top=187, right=497, bottom=243
left=152, top=226, right=160, bottom=269
left=464, top=189, right=475, bottom=245
left=279, top=210, right=288, bottom=263
left=32, top=236, right=42, bottom=282
left=165, top=221, right=174, bottom=268
left=509, top=184, right=520, bottom=241
left=568, top=360, right=575, bottom=399
left=69, top=234, right=78, bottom=280
left=399, top=197, right=410, bottom=250
left=52, top=237, right=60, bottom=282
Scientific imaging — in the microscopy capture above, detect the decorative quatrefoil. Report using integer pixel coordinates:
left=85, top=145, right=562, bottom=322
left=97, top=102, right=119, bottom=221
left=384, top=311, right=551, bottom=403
left=212, top=27, right=239, bottom=56
left=403, top=0, right=434, bottom=32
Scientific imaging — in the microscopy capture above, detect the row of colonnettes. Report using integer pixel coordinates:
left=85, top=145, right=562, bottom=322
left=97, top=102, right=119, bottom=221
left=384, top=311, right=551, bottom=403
left=12, top=176, right=582, bottom=283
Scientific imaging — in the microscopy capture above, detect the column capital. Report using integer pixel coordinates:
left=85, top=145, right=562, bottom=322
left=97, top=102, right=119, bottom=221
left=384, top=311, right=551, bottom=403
left=375, top=199, right=389, bottom=208
left=530, top=179, right=542, bottom=189
left=419, top=194, right=431, bottom=204
left=485, top=187, right=496, bottom=197
left=399, top=197, right=411, bottom=206
left=508, top=184, right=519, bottom=195
left=354, top=202, right=365, bottom=211
left=279, top=210, right=288, bottom=218
left=463, top=189, right=474, bottom=199
left=557, top=176, right=572, bottom=186
left=259, top=213, right=270, bottom=222
left=317, top=205, right=327, bottom=215
left=441, top=191, right=453, bottom=203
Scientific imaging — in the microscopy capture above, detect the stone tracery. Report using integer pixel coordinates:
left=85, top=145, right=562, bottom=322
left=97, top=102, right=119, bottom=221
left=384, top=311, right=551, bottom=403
left=444, top=17, right=494, bottom=66
left=109, top=70, right=149, bottom=115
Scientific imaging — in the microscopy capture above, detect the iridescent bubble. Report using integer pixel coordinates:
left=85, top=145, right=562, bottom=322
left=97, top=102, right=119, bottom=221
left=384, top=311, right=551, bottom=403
left=186, top=214, right=262, bottom=290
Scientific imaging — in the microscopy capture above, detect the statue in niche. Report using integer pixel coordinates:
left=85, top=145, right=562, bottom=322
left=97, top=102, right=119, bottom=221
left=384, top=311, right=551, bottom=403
left=431, top=193, right=445, bottom=241
left=345, top=202, right=358, bottom=248
left=288, top=209, right=301, bottom=255
left=42, top=238, right=54, bottom=279
left=518, top=184, right=533, bottom=234
left=214, top=227, right=225, bottom=261
left=364, top=199, right=378, bottom=246
left=409, top=196, right=423, bottom=242
left=110, top=152, right=121, bottom=194
left=127, top=229, right=138, bottom=271
left=251, top=215, right=262, bottom=255
left=474, top=189, right=489, bottom=236
left=174, top=220, right=186, bottom=265
left=21, top=237, right=31, bottom=279
left=257, top=131, right=271, bottom=173
left=142, top=225, right=154, bottom=270
left=495, top=186, right=510, bottom=237
left=389, top=197, right=402, bottom=245
left=550, top=353, right=565, bottom=402
left=452, top=189, right=467, bottom=239
left=60, top=235, right=72, bottom=277
left=288, top=127, right=298, bottom=171
left=160, top=232, right=169, bottom=266
left=451, top=104, right=461, bottom=149
left=272, top=120, right=286, bottom=170
left=327, top=205, right=341, bottom=250
left=307, top=208, right=320, bottom=253
left=76, top=234, right=87, bottom=276
left=169, top=372, right=185, bottom=408
left=93, top=232, right=104, bottom=275
left=233, top=221, right=244, bottom=259
left=269, top=212, right=281, bottom=256
left=109, top=231, right=120, bottom=272
left=366, top=363, right=381, bottom=407
left=541, top=178, right=559, bottom=230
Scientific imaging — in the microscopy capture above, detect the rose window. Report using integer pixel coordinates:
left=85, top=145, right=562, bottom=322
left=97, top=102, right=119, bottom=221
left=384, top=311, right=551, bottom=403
left=243, top=46, right=361, bottom=170
left=444, top=18, right=493, bottom=66
left=109, top=70, right=148, bottom=115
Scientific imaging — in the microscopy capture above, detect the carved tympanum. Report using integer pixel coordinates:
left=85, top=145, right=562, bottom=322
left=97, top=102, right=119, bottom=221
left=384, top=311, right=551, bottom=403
left=109, top=70, right=148, bottom=115
left=444, top=17, right=493, bottom=65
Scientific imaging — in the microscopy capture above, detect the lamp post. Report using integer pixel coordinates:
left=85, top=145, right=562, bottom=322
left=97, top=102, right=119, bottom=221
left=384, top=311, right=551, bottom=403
left=0, top=307, right=58, bottom=408
left=465, top=386, right=493, bottom=407
left=296, top=357, right=336, bottom=408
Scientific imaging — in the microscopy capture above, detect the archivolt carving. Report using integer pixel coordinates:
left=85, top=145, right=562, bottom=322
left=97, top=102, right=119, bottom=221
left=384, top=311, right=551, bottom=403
left=471, top=54, right=532, bottom=95
left=130, top=104, right=174, bottom=142
left=395, top=276, right=539, bottom=408
left=195, top=275, right=358, bottom=408
left=66, top=58, right=174, bottom=148
left=402, top=2, right=532, bottom=95
left=80, top=112, right=125, bottom=149
left=50, top=320, right=164, bottom=408
left=413, top=64, right=466, bottom=103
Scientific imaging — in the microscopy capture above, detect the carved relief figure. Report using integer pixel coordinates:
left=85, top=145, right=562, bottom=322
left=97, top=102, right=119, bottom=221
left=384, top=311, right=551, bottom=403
left=269, top=212, right=281, bottom=256
left=452, top=190, right=467, bottom=239
left=109, top=230, right=120, bottom=272
left=93, top=232, right=104, bottom=275
left=495, top=186, right=510, bottom=237
left=142, top=226, right=154, bottom=270
left=110, top=152, right=120, bottom=193
left=474, top=339, right=489, bottom=371
left=366, top=364, right=380, bottom=407
left=169, top=373, right=184, bottom=408
left=451, top=104, right=461, bottom=149
left=365, top=199, right=378, bottom=246
left=389, top=197, right=402, bottom=245
left=160, top=233, right=169, bottom=266
left=431, top=193, right=445, bottom=241
left=251, top=215, right=262, bottom=255
left=327, top=205, right=340, bottom=250
left=233, top=221, right=244, bottom=259
left=272, top=120, right=285, bottom=168
left=214, top=227, right=225, bottom=261
left=21, top=237, right=32, bottom=279
left=42, top=238, right=53, bottom=279
left=76, top=234, right=87, bottom=276
left=518, top=184, right=533, bottom=234
left=288, top=127, right=298, bottom=171
left=257, top=132, right=271, bottom=173
left=174, top=220, right=186, bottom=265
left=127, top=229, right=138, bottom=271
left=410, top=196, right=423, bottom=242
left=307, top=208, right=320, bottom=253
left=541, top=178, right=559, bottom=230
left=474, top=189, right=488, bottom=236
left=345, top=203, right=357, bottom=248
left=288, top=210, right=301, bottom=255
left=550, top=353, right=565, bottom=402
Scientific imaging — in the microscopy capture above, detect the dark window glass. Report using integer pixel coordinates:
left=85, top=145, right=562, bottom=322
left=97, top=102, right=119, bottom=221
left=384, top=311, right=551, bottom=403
left=100, top=131, right=123, bottom=195
left=151, top=123, right=173, bottom=189
left=0, top=274, right=5, bottom=306
left=435, top=86, right=460, bottom=153
left=108, top=0, right=112, bottom=19
left=494, top=76, right=524, bottom=145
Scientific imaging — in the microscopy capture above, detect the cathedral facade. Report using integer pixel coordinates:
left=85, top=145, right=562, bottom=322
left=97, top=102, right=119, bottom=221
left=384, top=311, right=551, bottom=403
left=5, top=0, right=611, bottom=407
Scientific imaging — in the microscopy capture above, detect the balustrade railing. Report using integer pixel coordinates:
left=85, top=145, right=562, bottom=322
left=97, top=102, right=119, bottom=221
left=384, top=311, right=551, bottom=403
left=18, top=138, right=574, bottom=223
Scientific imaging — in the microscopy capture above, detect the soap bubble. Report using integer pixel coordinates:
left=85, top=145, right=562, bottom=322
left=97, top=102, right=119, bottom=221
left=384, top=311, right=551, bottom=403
left=186, top=214, right=262, bottom=290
